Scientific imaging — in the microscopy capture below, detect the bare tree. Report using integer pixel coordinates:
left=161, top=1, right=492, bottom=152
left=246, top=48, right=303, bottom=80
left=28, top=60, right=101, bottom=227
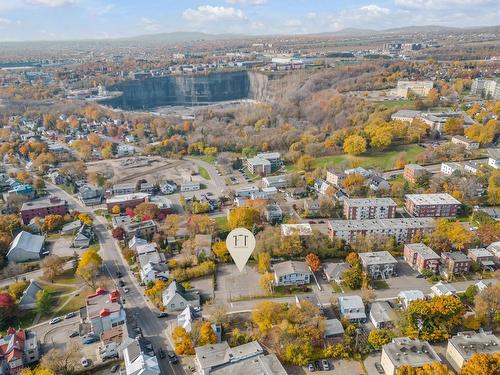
left=40, top=341, right=82, bottom=374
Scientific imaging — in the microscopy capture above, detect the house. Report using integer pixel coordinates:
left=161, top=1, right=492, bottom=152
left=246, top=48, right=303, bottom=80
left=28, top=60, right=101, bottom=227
left=273, top=261, right=312, bottom=286
left=73, top=226, right=93, bottom=248
left=326, top=169, right=346, bottom=187
left=262, top=175, right=289, bottom=189
left=295, top=294, right=322, bottom=310
left=404, top=243, right=440, bottom=274
left=60, top=220, right=82, bottom=235
left=18, top=280, right=44, bottom=310
left=7, top=231, right=45, bottom=263
left=194, top=341, right=286, bottom=375
left=403, top=164, right=428, bottom=183
left=116, top=144, right=135, bottom=157
left=162, top=280, right=200, bottom=312
left=235, top=186, right=259, bottom=198
left=177, top=305, right=199, bottom=333
left=304, top=199, right=320, bottom=216
left=195, top=234, right=212, bottom=258
left=50, top=172, right=67, bottom=185
left=486, top=242, right=500, bottom=264
left=324, top=319, right=344, bottom=344
left=441, top=162, right=462, bottom=176
left=20, top=196, right=68, bottom=224
left=440, top=252, right=471, bottom=275
left=140, top=262, right=169, bottom=284
left=128, top=236, right=148, bottom=250
left=488, top=155, right=499, bottom=169
left=359, top=251, right=398, bottom=279
left=343, top=198, right=397, bottom=220
left=467, top=248, right=496, bottom=270
left=324, top=262, right=349, bottom=284
left=180, top=181, right=200, bottom=192
left=78, top=185, right=104, bottom=206
left=451, top=135, right=480, bottom=150
left=370, top=301, right=397, bottom=329
left=446, top=332, right=500, bottom=372
left=160, top=180, right=177, bottom=194
left=381, top=337, right=441, bottom=375
left=463, top=161, right=481, bottom=175
left=405, top=193, right=461, bottom=218
left=313, top=178, right=331, bottom=195
left=139, top=182, right=154, bottom=194
left=287, top=187, right=307, bottom=199
left=280, top=223, right=312, bottom=237
left=328, top=218, right=435, bottom=244
left=0, top=328, right=40, bottom=374
left=122, top=219, right=157, bottom=241
left=338, top=295, right=366, bottom=323
left=369, top=176, right=390, bottom=192
left=398, top=290, right=425, bottom=309
left=113, top=183, right=136, bottom=195
left=431, top=281, right=457, bottom=297
left=264, top=204, right=283, bottom=224
left=122, top=337, right=160, bottom=375
left=81, top=289, right=125, bottom=336
left=345, top=166, right=371, bottom=178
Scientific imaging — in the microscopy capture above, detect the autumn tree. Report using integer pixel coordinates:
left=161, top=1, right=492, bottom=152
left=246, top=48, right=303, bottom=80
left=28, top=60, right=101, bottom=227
left=76, top=248, right=102, bottom=288
left=41, top=214, right=63, bottom=233
left=305, top=252, right=321, bottom=272
left=459, top=352, right=500, bottom=375
left=296, top=154, right=315, bottom=171
left=343, top=135, right=367, bottom=156
left=370, top=128, right=393, bottom=151
left=134, top=202, right=159, bottom=220
left=368, top=329, right=393, bottom=349
left=443, top=117, right=465, bottom=135
left=259, top=272, right=274, bottom=293
left=162, top=214, right=182, bottom=237
left=35, top=289, right=53, bottom=315
left=345, top=251, right=360, bottom=266
left=187, top=215, right=216, bottom=236
left=111, top=226, right=124, bottom=240
left=256, top=252, right=271, bottom=273
left=0, top=292, right=17, bottom=329
left=40, top=255, right=65, bottom=282
left=342, top=174, right=367, bottom=196
left=474, top=282, right=500, bottom=326
left=40, top=341, right=82, bottom=374
left=198, top=322, right=217, bottom=346
left=228, top=206, right=261, bottom=230
left=78, top=213, right=93, bottom=226
left=342, top=263, right=363, bottom=290
left=8, top=281, right=28, bottom=299
left=172, top=326, right=195, bottom=355
left=429, top=219, right=474, bottom=252
left=111, top=205, right=121, bottom=215
left=20, top=367, right=54, bottom=375
left=212, top=241, right=229, bottom=262
left=251, top=301, right=284, bottom=334
left=396, top=362, right=453, bottom=375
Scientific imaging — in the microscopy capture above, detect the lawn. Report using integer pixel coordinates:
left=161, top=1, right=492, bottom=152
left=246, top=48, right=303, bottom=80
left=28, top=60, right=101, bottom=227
left=193, top=155, right=216, bottom=164
left=374, top=99, right=416, bottom=109
left=305, top=144, right=424, bottom=172
left=198, top=166, right=211, bottom=180
left=372, top=280, right=390, bottom=289
left=215, top=216, right=230, bottom=232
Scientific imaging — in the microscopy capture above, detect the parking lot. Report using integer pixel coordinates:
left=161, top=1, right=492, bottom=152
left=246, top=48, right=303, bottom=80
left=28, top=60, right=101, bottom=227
left=215, top=263, right=265, bottom=301
left=285, top=359, right=364, bottom=375
left=47, top=235, right=76, bottom=257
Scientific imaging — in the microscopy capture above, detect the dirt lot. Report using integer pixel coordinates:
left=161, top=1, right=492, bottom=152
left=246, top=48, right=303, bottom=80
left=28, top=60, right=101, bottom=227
left=85, top=157, right=197, bottom=185
left=215, top=263, right=266, bottom=301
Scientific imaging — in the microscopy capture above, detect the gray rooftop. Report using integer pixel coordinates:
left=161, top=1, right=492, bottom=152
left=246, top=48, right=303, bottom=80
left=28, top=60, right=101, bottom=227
left=359, top=251, right=398, bottom=266
left=344, top=197, right=397, bottom=207
left=448, top=332, right=500, bottom=361
left=195, top=341, right=263, bottom=371
left=370, top=301, right=397, bottom=324
left=405, top=193, right=461, bottom=206
left=273, top=261, right=311, bottom=277
left=21, top=196, right=66, bottom=211
left=468, top=248, right=493, bottom=258
left=8, top=231, right=44, bottom=255
left=324, top=319, right=344, bottom=337
left=328, top=218, right=435, bottom=232
left=210, top=354, right=287, bottom=375
left=442, top=252, right=470, bottom=262
left=383, top=337, right=441, bottom=368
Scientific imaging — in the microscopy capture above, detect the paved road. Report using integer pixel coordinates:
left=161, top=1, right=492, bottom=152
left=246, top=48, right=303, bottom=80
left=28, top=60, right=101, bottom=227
left=45, top=182, right=185, bottom=375
left=185, top=156, right=226, bottom=191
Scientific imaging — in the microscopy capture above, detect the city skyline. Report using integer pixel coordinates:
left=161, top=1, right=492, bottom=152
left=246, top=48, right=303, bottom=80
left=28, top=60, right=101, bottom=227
left=0, top=0, right=498, bottom=42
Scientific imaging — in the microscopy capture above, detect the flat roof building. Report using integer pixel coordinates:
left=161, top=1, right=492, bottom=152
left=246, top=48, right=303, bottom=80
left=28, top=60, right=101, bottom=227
left=446, top=332, right=500, bottom=372
left=405, top=193, right=461, bottom=218
left=343, top=197, right=397, bottom=220
left=381, top=337, right=441, bottom=375
left=359, top=251, right=398, bottom=279
left=404, top=243, right=440, bottom=274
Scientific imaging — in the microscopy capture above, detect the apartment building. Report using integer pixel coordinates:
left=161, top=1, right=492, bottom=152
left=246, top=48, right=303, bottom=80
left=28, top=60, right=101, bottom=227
left=273, top=261, right=312, bottom=286
left=326, top=169, right=346, bottom=187
left=396, top=80, right=433, bottom=98
left=446, top=332, right=500, bottom=372
left=338, top=296, right=366, bottom=323
left=381, top=337, right=441, bottom=375
left=20, top=196, right=69, bottom=225
left=440, top=252, right=471, bottom=275
left=343, top=198, right=397, bottom=220
left=451, top=135, right=479, bottom=150
left=467, top=248, right=496, bottom=270
left=106, top=193, right=149, bottom=213
left=405, top=193, right=461, bottom=218
left=403, top=164, right=428, bottom=183
left=391, top=109, right=421, bottom=123
left=328, top=218, right=435, bottom=244
left=359, top=251, right=398, bottom=279
left=404, top=243, right=440, bottom=274
left=471, top=78, right=500, bottom=100
left=112, top=183, right=136, bottom=195
left=246, top=152, right=282, bottom=176
left=441, top=162, right=462, bottom=176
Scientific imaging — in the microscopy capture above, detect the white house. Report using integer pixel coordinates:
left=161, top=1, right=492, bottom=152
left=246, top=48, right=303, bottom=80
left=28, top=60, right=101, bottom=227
left=273, top=261, right=312, bottom=286
left=338, top=295, right=366, bottom=323
left=123, top=337, right=160, bottom=375
left=162, top=280, right=200, bottom=312
left=7, top=231, right=45, bottom=263
left=398, top=290, right=425, bottom=309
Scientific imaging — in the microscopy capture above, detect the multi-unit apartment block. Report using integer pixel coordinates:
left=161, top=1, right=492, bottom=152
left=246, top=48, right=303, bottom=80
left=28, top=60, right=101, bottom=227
left=246, top=152, right=282, bottom=176
left=403, top=164, right=428, bottom=183
left=343, top=198, right=397, bottom=220
left=405, top=193, right=461, bottom=218
left=328, top=218, right=435, bottom=244
left=326, top=169, right=346, bottom=187
left=396, top=80, right=434, bottom=98
left=20, top=196, right=69, bottom=225
left=359, top=251, right=398, bottom=279
left=440, top=252, right=471, bottom=275
left=404, top=243, right=440, bottom=274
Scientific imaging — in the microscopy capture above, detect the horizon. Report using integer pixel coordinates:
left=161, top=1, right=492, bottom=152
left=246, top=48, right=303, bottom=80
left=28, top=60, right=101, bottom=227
left=0, top=0, right=499, bottom=42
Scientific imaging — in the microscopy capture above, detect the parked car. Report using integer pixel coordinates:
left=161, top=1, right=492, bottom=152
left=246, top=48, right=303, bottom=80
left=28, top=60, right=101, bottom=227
left=69, top=331, right=79, bottom=338
left=116, top=271, right=123, bottom=278
left=307, top=363, right=315, bottom=372
left=81, top=358, right=90, bottom=368
left=374, top=362, right=384, bottom=374
left=158, top=348, right=166, bottom=359
left=118, top=280, right=125, bottom=287
left=49, top=317, right=63, bottom=325
left=110, top=365, right=120, bottom=373
left=82, top=335, right=98, bottom=344
left=65, top=312, right=76, bottom=319
left=321, top=359, right=330, bottom=370
left=168, top=351, right=178, bottom=364
left=314, top=361, right=321, bottom=370
left=157, top=312, right=169, bottom=318
left=123, top=287, right=129, bottom=293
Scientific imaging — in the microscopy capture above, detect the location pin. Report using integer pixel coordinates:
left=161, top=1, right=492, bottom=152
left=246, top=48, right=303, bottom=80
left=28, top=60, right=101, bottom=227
left=226, top=228, right=256, bottom=272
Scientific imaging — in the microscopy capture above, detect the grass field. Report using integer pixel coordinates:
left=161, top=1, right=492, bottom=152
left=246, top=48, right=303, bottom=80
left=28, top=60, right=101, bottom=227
left=374, top=99, right=416, bottom=109
left=198, top=166, right=211, bottom=180
left=215, top=216, right=230, bottom=232
left=307, top=144, right=423, bottom=171
left=193, top=155, right=216, bottom=164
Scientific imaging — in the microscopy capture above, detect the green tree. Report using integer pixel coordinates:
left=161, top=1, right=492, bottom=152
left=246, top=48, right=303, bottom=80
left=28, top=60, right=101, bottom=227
left=35, top=289, right=53, bottom=315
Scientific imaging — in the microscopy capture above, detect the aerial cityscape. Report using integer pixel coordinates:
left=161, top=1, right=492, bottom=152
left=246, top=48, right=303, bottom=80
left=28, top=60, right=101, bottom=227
left=0, top=1, right=499, bottom=375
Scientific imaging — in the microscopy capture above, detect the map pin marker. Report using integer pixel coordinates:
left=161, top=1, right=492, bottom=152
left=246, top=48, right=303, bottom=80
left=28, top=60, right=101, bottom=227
left=226, top=228, right=256, bottom=272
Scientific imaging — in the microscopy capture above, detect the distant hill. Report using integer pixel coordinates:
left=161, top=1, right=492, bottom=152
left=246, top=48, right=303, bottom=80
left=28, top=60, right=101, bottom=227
left=121, top=31, right=247, bottom=43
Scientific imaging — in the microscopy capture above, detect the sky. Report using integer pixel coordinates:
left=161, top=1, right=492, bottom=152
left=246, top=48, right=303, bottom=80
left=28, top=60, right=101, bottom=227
left=0, top=0, right=498, bottom=41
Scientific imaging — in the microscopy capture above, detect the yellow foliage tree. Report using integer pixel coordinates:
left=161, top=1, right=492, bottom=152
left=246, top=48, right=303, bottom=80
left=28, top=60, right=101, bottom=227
left=228, top=207, right=261, bottom=230
left=343, top=135, right=367, bottom=156
left=76, top=249, right=102, bottom=288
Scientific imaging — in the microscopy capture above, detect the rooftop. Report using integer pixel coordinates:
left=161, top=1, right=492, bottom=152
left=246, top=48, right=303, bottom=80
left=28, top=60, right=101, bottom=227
left=344, top=197, right=397, bottom=208
left=383, top=337, right=441, bottom=368
left=405, top=163, right=426, bottom=170
left=86, top=289, right=122, bottom=319
left=263, top=175, right=288, bottom=184
left=468, top=248, right=493, bottom=258
left=195, top=341, right=264, bottom=371
left=210, top=354, right=287, bottom=375
left=405, top=243, right=440, bottom=259
left=405, top=193, right=461, bottom=206
left=273, top=260, right=311, bottom=277
left=281, top=223, right=312, bottom=236
left=370, top=301, right=397, bottom=324
left=448, top=332, right=500, bottom=360
left=256, top=152, right=281, bottom=160
left=398, top=290, right=425, bottom=302
left=324, top=319, right=344, bottom=337
left=442, top=252, right=470, bottom=262
left=328, top=218, right=435, bottom=232
left=21, top=196, right=66, bottom=210
left=106, top=192, right=149, bottom=204
left=359, top=251, right=398, bottom=266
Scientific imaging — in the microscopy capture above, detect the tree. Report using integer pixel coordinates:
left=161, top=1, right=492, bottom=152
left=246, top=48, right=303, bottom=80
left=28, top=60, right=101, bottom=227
left=111, top=205, right=121, bottom=215
left=228, top=206, right=261, bottom=230
left=20, top=367, right=54, bottom=375
left=259, top=272, right=274, bottom=293
left=198, top=322, right=217, bottom=346
left=172, top=326, right=194, bottom=355
left=430, top=219, right=474, bottom=251
left=134, top=202, right=160, bottom=220
left=368, top=329, right=392, bottom=349
left=474, top=282, right=500, bottom=326
left=296, top=154, right=315, bottom=171
left=0, top=292, right=17, bottom=329
left=187, top=215, right=216, bottom=236
left=345, top=252, right=360, bottom=266
left=8, top=280, right=28, bottom=299
left=443, top=117, right=465, bottom=135
left=342, top=174, right=367, bottom=196
left=76, top=248, right=102, bottom=288
left=342, top=263, right=362, bottom=289
left=476, top=223, right=500, bottom=245
left=305, top=252, right=321, bottom=272
left=111, top=226, right=125, bottom=240
left=396, top=362, right=453, bottom=375
left=78, top=213, right=93, bottom=226
left=460, top=352, right=500, bottom=375
left=163, top=214, right=182, bottom=237
left=40, top=255, right=65, bottom=282
left=212, top=241, right=229, bottom=261
left=35, top=289, right=53, bottom=315
left=251, top=301, right=283, bottom=334
left=343, top=135, right=367, bottom=156
left=370, top=128, right=392, bottom=151
left=40, top=341, right=82, bottom=374
left=256, top=252, right=271, bottom=273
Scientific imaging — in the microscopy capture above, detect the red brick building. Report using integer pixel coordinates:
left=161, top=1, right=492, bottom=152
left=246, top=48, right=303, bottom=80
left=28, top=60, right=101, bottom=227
left=441, top=252, right=471, bottom=275
left=20, top=196, right=69, bottom=224
left=404, top=243, right=441, bottom=274
left=405, top=193, right=461, bottom=218
left=106, top=193, right=149, bottom=213
left=403, top=164, right=428, bottom=183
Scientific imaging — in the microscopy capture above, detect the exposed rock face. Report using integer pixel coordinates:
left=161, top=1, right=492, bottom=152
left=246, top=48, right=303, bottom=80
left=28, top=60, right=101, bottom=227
left=100, top=71, right=269, bottom=110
